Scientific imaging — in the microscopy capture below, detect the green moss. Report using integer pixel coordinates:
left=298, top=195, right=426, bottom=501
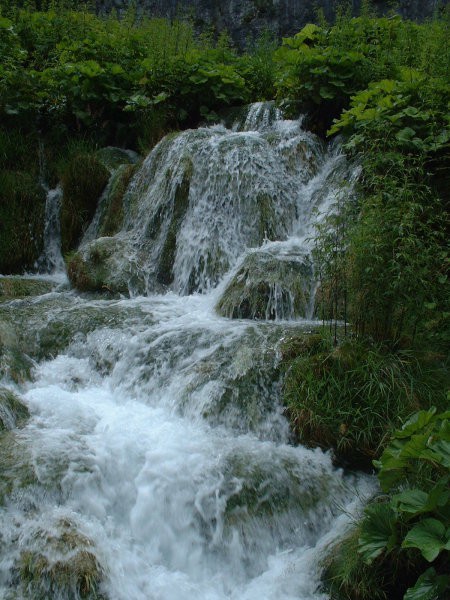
left=61, top=154, right=109, bottom=253
left=0, top=170, right=46, bottom=274
left=0, top=387, right=30, bottom=431
left=0, top=278, right=56, bottom=301
left=99, top=164, right=136, bottom=237
left=157, top=159, right=193, bottom=286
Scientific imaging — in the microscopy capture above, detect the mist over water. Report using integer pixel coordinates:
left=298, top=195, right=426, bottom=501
left=0, top=104, right=372, bottom=600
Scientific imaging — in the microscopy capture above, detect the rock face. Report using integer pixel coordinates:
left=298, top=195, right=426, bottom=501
left=96, top=0, right=445, bottom=46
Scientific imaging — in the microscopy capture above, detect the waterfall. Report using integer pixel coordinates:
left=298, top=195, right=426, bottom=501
left=35, top=186, right=65, bottom=275
left=0, top=104, right=371, bottom=600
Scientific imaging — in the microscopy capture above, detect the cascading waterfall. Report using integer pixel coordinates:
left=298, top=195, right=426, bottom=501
left=0, top=103, right=371, bottom=600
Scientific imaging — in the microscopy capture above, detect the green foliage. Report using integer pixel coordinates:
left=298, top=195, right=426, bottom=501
left=0, top=7, right=263, bottom=149
left=323, top=525, right=388, bottom=600
left=329, top=76, right=449, bottom=158
left=282, top=335, right=447, bottom=468
left=0, top=169, right=46, bottom=273
left=324, top=409, right=450, bottom=600
left=356, top=410, right=450, bottom=599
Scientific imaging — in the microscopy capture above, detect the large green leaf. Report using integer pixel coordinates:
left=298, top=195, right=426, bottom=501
left=393, top=489, right=429, bottom=515
left=402, top=518, right=450, bottom=562
left=358, top=503, right=398, bottom=563
left=404, top=568, right=450, bottom=600
left=395, top=408, right=436, bottom=439
left=394, top=478, right=450, bottom=517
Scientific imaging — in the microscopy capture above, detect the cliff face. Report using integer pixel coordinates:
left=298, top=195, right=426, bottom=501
left=96, top=0, right=446, bottom=46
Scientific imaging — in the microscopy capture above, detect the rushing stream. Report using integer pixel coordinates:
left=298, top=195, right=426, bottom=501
left=0, top=104, right=373, bottom=600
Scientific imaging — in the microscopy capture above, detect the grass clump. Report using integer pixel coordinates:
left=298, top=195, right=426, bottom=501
left=282, top=334, right=447, bottom=468
left=322, top=525, right=388, bottom=600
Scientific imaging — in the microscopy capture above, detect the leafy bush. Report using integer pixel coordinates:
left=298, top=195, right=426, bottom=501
left=323, top=408, right=450, bottom=600
left=274, top=24, right=368, bottom=131
left=359, top=408, right=450, bottom=600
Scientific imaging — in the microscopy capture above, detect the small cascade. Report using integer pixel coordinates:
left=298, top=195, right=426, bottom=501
left=35, top=186, right=65, bottom=274
left=72, top=102, right=354, bottom=304
left=0, top=104, right=369, bottom=600
left=35, top=140, right=65, bottom=275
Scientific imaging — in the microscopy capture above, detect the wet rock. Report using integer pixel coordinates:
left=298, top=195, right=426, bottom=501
left=0, top=431, right=37, bottom=505
left=216, top=244, right=314, bottom=320
left=0, top=278, right=57, bottom=301
left=0, top=388, right=30, bottom=431
left=96, top=146, right=140, bottom=173
left=67, top=236, right=143, bottom=295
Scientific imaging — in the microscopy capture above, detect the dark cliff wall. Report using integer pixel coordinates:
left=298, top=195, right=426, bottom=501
left=96, top=0, right=447, bottom=46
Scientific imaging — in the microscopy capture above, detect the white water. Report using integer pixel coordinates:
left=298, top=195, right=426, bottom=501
left=35, top=186, right=65, bottom=275
left=0, top=104, right=371, bottom=600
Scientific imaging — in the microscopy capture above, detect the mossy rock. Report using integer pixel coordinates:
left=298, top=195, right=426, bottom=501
left=0, top=430, right=37, bottom=505
left=156, top=160, right=192, bottom=286
left=221, top=450, right=334, bottom=525
left=61, top=154, right=110, bottom=253
left=0, top=277, right=56, bottom=301
left=98, top=164, right=137, bottom=237
left=0, top=389, right=33, bottom=504
left=0, top=388, right=29, bottom=431
left=0, top=170, right=46, bottom=274
left=0, top=318, right=35, bottom=383
left=0, top=292, right=153, bottom=363
left=67, top=236, right=144, bottom=295
left=216, top=245, right=314, bottom=320
left=96, top=146, right=139, bottom=173
left=17, top=520, right=106, bottom=600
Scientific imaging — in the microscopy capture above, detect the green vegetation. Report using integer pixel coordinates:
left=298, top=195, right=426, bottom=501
left=0, top=169, right=46, bottom=273
left=324, top=408, right=450, bottom=599
left=281, top=334, right=448, bottom=468
left=0, top=3, right=448, bottom=595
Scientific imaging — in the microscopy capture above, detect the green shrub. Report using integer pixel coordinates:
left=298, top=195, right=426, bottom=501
left=360, top=409, right=450, bottom=599
left=323, top=408, right=450, bottom=600
left=0, top=169, right=46, bottom=273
